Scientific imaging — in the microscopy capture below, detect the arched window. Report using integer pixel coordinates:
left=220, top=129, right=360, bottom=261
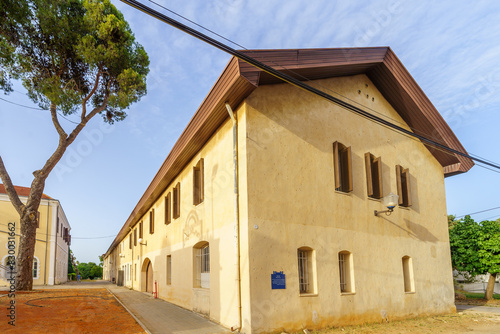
left=193, top=242, right=209, bottom=288
left=338, top=251, right=355, bottom=293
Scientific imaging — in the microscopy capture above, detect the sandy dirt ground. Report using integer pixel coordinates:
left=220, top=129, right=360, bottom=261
left=0, top=288, right=145, bottom=333
left=306, top=312, right=500, bottom=334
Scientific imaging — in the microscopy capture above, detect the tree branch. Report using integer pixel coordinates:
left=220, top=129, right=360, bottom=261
left=81, top=67, right=102, bottom=120
left=0, top=155, right=25, bottom=215
left=50, top=102, right=67, bottom=138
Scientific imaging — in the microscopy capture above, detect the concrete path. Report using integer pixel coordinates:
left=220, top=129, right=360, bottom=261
left=456, top=304, right=500, bottom=314
left=107, top=285, right=230, bottom=334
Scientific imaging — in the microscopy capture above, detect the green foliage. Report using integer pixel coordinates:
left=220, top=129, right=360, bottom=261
left=68, top=251, right=75, bottom=274
left=77, top=261, right=102, bottom=279
left=449, top=215, right=500, bottom=277
left=1, top=0, right=149, bottom=121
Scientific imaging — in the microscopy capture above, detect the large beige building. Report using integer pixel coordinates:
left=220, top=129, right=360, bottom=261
left=103, top=47, right=473, bottom=333
left=0, top=184, right=71, bottom=286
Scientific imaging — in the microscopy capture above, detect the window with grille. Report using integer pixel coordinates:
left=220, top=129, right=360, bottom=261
left=149, top=209, right=155, bottom=234
left=297, top=247, right=316, bottom=294
left=339, top=251, right=355, bottom=293
left=32, top=258, right=38, bottom=279
left=396, top=165, right=412, bottom=207
left=402, top=256, right=415, bottom=293
left=173, top=183, right=181, bottom=219
left=365, top=152, right=383, bottom=199
left=193, top=158, right=204, bottom=205
left=165, top=193, right=171, bottom=225
left=166, top=255, right=172, bottom=285
left=194, top=242, right=210, bottom=288
left=333, top=142, right=352, bottom=193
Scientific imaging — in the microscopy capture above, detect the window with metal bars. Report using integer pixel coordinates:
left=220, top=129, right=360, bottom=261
left=194, top=242, right=210, bottom=288
left=298, top=249, right=309, bottom=293
left=32, top=258, right=38, bottom=279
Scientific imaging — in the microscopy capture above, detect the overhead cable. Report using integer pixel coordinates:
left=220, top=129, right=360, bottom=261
left=120, top=0, right=500, bottom=171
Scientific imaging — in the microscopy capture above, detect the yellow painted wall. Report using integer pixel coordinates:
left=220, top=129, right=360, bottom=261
left=243, top=74, right=455, bottom=333
left=0, top=196, right=69, bottom=286
left=111, top=113, right=247, bottom=329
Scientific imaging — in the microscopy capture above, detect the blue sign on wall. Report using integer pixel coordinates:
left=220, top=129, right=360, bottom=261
left=271, top=271, right=286, bottom=289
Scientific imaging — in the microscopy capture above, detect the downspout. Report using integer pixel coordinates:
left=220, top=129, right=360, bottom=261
left=53, top=205, right=58, bottom=284
left=129, top=226, right=133, bottom=290
left=226, top=103, right=242, bottom=331
left=43, top=200, right=50, bottom=285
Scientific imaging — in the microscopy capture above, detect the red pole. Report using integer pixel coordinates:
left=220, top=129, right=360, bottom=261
left=154, top=280, right=157, bottom=298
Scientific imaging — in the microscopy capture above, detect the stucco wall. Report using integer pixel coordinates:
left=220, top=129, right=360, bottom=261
left=243, top=74, right=455, bottom=333
left=0, top=196, right=69, bottom=286
left=112, top=113, right=246, bottom=329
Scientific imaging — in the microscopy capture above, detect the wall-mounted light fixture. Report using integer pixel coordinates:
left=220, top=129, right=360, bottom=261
left=119, top=253, right=125, bottom=258
left=138, top=238, right=147, bottom=246
left=374, top=192, right=399, bottom=216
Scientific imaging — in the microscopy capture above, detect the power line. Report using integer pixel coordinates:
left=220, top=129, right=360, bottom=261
left=0, top=96, right=43, bottom=110
left=455, top=206, right=500, bottom=219
left=147, top=1, right=453, bottom=149
left=0, top=95, right=81, bottom=125
left=120, top=0, right=500, bottom=172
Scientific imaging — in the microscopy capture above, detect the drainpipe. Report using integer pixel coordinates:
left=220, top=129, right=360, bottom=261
left=43, top=199, right=50, bottom=285
left=53, top=205, right=58, bottom=284
left=225, top=103, right=242, bottom=331
left=129, top=226, right=134, bottom=290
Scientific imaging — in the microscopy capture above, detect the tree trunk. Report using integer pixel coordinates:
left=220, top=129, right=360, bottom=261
left=15, top=208, right=38, bottom=290
left=484, top=272, right=497, bottom=301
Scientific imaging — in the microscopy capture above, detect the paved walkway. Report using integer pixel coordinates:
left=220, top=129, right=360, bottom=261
left=456, top=304, right=500, bottom=314
left=16, top=281, right=230, bottom=334
left=107, top=285, right=230, bottom=334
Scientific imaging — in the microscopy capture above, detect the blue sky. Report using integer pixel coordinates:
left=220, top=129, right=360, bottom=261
left=1, top=0, right=499, bottom=263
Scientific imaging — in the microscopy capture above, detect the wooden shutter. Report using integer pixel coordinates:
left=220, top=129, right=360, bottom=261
left=150, top=209, right=155, bottom=234
left=366, top=152, right=382, bottom=199
left=341, top=146, right=353, bottom=192
left=396, top=165, right=412, bottom=207
left=365, top=153, right=373, bottom=197
left=129, top=234, right=132, bottom=249
left=165, top=193, right=171, bottom=225
left=139, top=221, right=143, bottom=238
left=396, top=165, right=403, bottom=205
left=333, top=142, right=341, bottom=190
left=134, top=228, right=137, bottom=246
left=193, top=159, right=204, bottom=205
left=56, top=217, right=59, bottom=234
left=199, top=159, right=204, bottom=203
left=173, top=183, right=181, bottom=219
left=334, top=142, right=353, bottom=193
left=403, top=168, right=412, bottom=207
left=372, top=156, right=382, bottom=199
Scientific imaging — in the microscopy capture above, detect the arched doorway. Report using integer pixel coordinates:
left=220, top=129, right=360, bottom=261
left=141, top=258, right=153, bottom=293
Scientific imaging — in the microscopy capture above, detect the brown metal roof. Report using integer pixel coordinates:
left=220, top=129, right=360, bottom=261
left=104, top=47, right=473, bottom=257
